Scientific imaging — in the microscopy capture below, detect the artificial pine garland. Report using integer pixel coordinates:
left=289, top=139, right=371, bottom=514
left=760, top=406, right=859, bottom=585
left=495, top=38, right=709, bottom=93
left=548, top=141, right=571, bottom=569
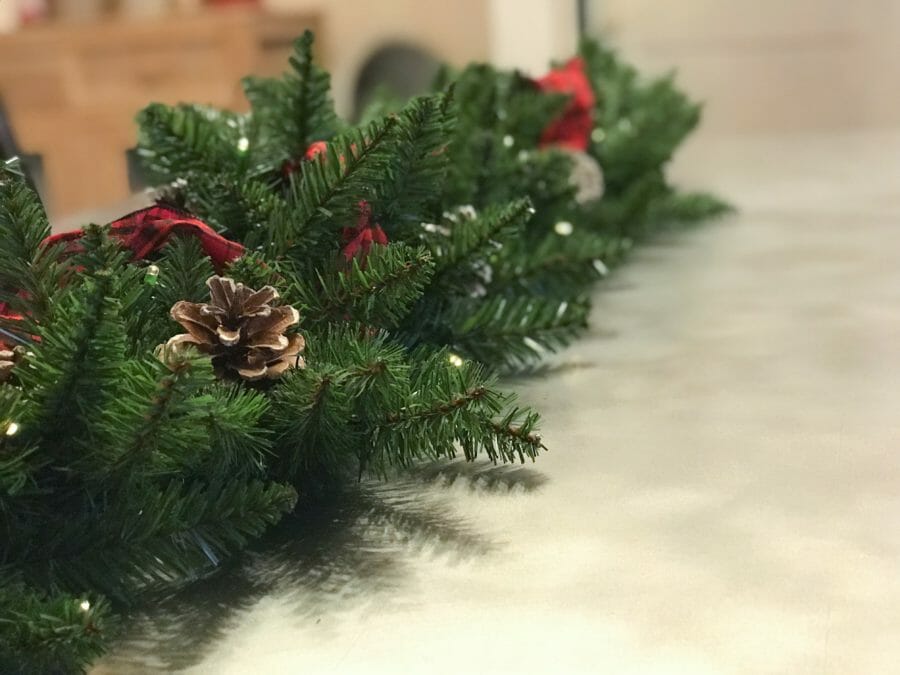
left=0, top=31, right=726, bottom=672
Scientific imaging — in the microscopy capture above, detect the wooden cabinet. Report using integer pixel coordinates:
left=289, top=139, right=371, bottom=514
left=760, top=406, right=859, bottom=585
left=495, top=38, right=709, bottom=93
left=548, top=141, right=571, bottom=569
left=0, top=8, right=320, bottom=217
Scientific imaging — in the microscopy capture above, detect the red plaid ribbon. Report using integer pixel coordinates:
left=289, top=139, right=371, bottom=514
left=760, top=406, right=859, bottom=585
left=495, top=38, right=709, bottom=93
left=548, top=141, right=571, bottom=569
left=1, top=205, right=244, bottom=346
left=43, top=204, right=244, bottom=272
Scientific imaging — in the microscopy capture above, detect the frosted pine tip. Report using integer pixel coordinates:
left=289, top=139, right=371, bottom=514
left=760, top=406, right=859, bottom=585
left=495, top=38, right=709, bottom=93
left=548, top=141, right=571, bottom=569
left=448, top=353, right=464, bottom=368
left=79, top=599, right=91, bottom=611
left=5, top=421, right=18, bottom=436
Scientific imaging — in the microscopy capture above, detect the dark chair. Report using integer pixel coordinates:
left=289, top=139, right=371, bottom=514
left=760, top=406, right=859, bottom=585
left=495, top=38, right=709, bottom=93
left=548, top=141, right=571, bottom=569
left=0, top=96, right=45, bottom=199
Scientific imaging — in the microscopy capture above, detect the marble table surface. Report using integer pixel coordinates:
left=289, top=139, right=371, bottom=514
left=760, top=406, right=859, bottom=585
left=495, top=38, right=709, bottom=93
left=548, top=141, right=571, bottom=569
left=94, top=131, right=900, bottom=674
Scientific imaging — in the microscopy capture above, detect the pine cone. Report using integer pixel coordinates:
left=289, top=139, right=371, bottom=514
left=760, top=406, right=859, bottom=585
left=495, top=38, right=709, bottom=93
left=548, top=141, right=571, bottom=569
left=0, top=345, right=26, bottom=382
left=166, top=276, right=305, bottom=381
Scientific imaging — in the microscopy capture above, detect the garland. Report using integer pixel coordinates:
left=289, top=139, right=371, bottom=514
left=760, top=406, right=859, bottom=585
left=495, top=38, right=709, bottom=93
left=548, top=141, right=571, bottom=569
left=0, top=33, right=727, bottom=673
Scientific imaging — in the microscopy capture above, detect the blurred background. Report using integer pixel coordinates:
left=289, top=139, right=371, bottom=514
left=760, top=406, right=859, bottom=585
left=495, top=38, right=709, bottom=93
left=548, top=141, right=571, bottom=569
left=1, top=0, right=898, bottom=220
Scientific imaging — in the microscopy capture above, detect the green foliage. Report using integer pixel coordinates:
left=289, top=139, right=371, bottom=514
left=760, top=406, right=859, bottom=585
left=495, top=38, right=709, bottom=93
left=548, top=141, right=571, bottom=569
left=0, top=170, right=299, bottom=672
left=126, top=236, right=215, bottom=350
left=0, top=160, right=63, bottom=329
left=438, top=64, right=569, bottom=209
left=136, top=103, right=250, bottom=183
left=439, top=294, right=590, bottom=368
left=0, top=149, right=550, bottom=669
left=204, top=384, right=274, bottom=477
left=134, top=42, right=599, bottom=371
left=429, top=199, right=532, bottom=284
left=491, top=229, right=629, bottom=297
left=579, top=38, right=733, bottom=234
left=294, top=243, right=435, bottom=329
left=266, top=94, right=453, bottom=257
left=2, top=234, right=298, bottom=602
left=369, top=92, right=454, bottom=227
left=266, top=327, right=544, bottom=484
left=274, top=114, right=399, bottom=255
left=370, top=347, right=544, bottom=467
left=243, top=30, right=340, bottom=163
left=0, top=578, right=110, bottom=675
left=38, top=478, right=296, bottom=601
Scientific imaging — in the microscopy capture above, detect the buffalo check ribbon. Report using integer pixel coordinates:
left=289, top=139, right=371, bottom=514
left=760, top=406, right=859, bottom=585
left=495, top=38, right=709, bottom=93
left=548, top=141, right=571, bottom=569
left=43, top=204, right=245, bottom=272
left=1, top=205, right=245, bottom=346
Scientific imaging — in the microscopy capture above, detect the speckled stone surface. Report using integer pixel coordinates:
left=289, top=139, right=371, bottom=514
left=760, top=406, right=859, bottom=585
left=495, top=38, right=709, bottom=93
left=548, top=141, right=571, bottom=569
left=94, top=132, right=900, bottom=674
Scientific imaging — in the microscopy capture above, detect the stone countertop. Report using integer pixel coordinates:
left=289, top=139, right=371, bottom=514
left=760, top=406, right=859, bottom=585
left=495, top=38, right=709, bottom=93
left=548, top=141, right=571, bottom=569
left=95, top=132, right=900, bottom=674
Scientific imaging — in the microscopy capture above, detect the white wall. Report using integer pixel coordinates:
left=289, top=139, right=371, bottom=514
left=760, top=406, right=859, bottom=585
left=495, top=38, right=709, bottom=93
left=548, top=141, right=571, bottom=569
left=488, top=0, right=578, bottom=75
left=263, top=0, right=492, bottom=115
left=591, top=0, right=900, bottom=133
left=262, top=0, right=581, bottom=113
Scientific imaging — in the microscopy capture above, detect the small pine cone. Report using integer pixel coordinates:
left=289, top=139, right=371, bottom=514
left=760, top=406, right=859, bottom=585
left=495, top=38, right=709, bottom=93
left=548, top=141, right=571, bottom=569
left=0, top=345, right=26, bottom=383
left=166, top=276, right=305, bottom=382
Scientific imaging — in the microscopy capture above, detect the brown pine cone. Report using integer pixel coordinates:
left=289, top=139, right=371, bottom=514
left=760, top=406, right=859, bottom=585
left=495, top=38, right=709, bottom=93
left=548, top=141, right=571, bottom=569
left=166, top=276, right=305, bottom=381
left=0, top=345, right=26, bottom=383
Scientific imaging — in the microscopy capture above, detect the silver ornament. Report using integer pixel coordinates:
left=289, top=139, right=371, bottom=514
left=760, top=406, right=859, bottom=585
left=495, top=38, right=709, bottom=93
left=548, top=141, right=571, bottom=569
left=566, top=149, right=604, bottom=204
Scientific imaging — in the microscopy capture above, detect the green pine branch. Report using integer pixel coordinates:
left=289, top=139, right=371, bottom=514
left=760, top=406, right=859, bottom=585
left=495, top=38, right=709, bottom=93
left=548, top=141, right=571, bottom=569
left=274, top=115, right=399, bottom=256
left=371, top=349, right=544, bottom=468
left=0, top=164, right=63, bottom=327
left=99, top=354, right=215, bottom=482
left=491, top=229, right=629, bottom=296
left=0, top=577, right=110, bottom=675
left=38, top=479, right=296, bottom=603
left=17, top=272, right=127, bottom=462
left=126, top=237, right=215, bottom=351
left=441, top=295, right=590, bottom=369
left=135, top=103, right=248, bottom=183
left=243, top=30, right=339, bottom=163
left=203, top=384, right=273, bottom=479
left=369, top=93, right=454, bottom=228
left=427, top=198, right=532, bottom=288
left=295, top=243, right=434, bottom=329
left=0, top=388, right=35, bottom=503
left=267, top=364, right=357, bottom=481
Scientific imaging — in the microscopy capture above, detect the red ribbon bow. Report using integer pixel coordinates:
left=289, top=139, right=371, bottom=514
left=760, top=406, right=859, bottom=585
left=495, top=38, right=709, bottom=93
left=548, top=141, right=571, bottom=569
left=341, top=201, right=388, bottom=262
left=535, top=57, right=595, bottom=151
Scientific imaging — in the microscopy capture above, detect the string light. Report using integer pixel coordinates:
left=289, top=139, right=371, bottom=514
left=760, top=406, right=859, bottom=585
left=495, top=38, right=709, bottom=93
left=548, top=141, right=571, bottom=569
left=79, top=599, right=91, bottom=612
left=5, top=422, right=18, bottom=436
left=554, top=221, right=574, bottom=236
left=237, top=137, right=250, bottom=152
left=448, top=353, right=464, bottom=367
left=502, top=135, right=515, bottom=148
left=144, top=264, right=160, bottom=286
